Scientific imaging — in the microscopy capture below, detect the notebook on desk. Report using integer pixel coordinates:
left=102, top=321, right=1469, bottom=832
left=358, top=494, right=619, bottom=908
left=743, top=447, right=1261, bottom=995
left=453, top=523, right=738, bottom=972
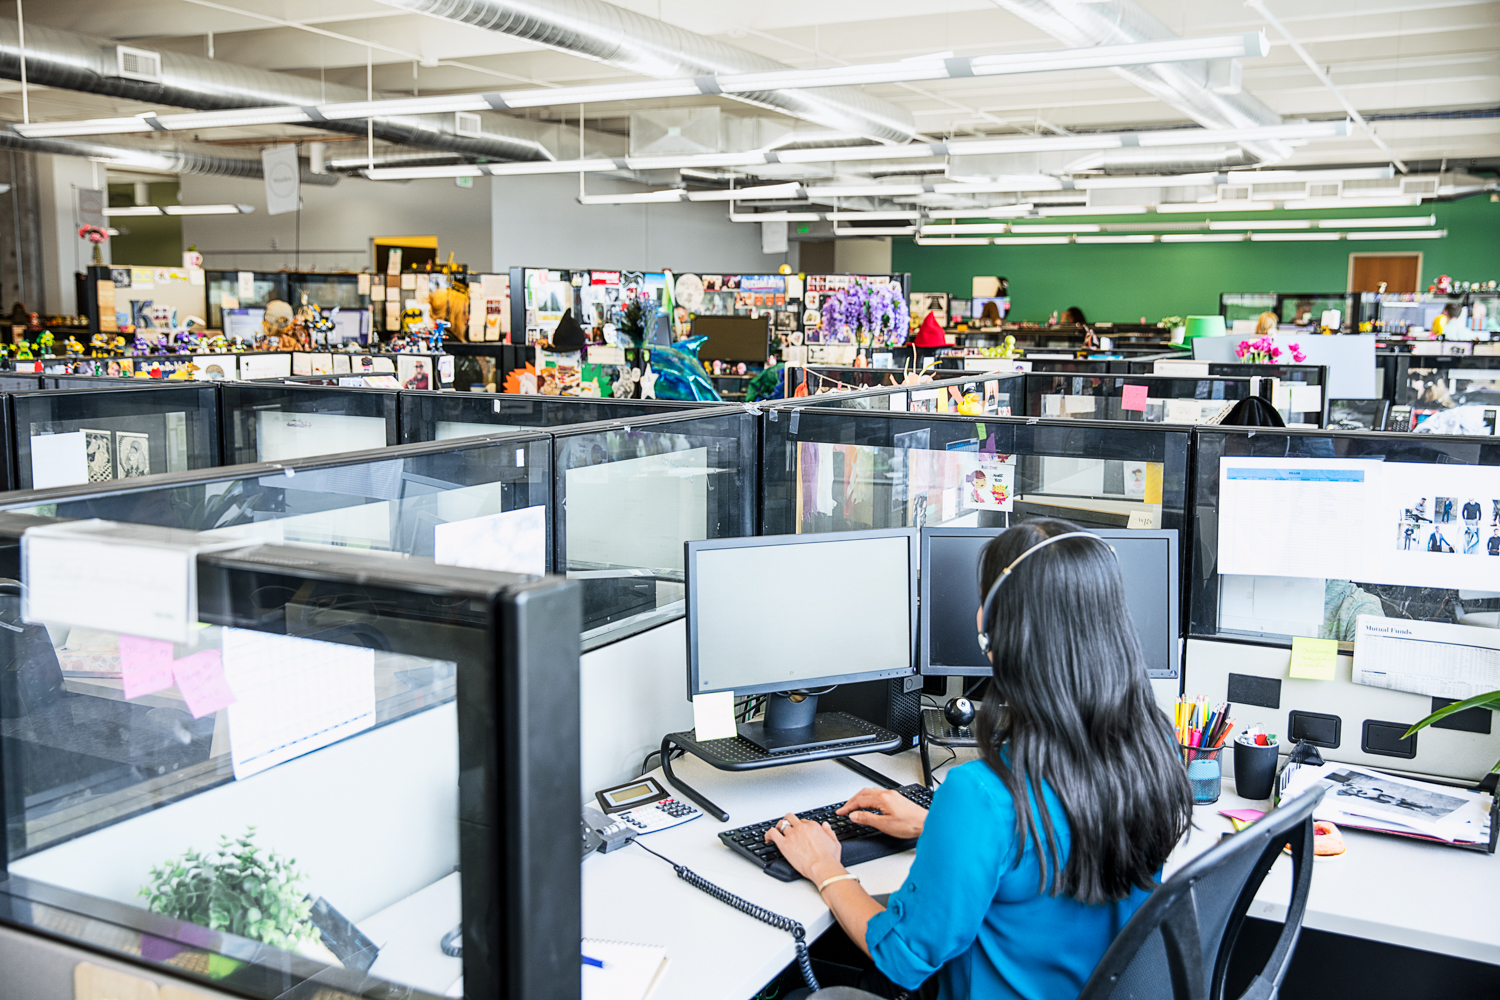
left=583, top=938, right=670, bottom=1000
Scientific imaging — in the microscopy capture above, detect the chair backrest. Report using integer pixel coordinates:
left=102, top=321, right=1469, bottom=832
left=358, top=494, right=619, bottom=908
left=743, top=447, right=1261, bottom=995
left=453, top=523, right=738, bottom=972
left=1077, top=785, right=1327, bottom=1000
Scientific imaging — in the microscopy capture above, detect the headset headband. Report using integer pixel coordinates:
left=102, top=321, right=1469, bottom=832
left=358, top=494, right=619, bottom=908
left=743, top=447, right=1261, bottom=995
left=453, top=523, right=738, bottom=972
left=979, top=530, right=1115, bottom=626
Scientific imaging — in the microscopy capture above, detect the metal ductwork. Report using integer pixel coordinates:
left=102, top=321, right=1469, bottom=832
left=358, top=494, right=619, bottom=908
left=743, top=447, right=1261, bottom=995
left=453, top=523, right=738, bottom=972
left=988, top=0, right=1290, bottom=164
left=0, top=18, right=553, bottom=162
left=0, top=131, right=340, bottom=185
left=374, top=0, right=917, bottom=145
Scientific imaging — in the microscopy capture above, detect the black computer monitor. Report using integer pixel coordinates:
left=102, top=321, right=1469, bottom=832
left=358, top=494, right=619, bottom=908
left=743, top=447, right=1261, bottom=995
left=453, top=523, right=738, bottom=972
left=692, top=315, right=770, bottom=364
left=686, top=529, right=918, bottom=751
left=920, top=526, right=1180, bottom=679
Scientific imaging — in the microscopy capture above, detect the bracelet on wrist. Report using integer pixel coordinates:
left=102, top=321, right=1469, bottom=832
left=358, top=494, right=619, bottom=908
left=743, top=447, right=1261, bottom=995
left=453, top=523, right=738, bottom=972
left=816, top=873, right=861, bottom=894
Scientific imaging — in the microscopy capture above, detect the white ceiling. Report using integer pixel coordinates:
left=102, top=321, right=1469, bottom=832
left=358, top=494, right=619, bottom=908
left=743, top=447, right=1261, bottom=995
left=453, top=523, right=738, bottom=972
left=6, top=0, right=1499, bottom=171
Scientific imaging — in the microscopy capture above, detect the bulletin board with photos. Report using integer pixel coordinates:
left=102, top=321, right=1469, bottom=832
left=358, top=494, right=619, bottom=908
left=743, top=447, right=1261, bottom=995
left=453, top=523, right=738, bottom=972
left=12, top=385, right=220, bottom=491
left=512, top=268, right=670, bottom=348
left=1191, top=426, right=1500, bottom=645
left=368, top=265, right=468, bottom=339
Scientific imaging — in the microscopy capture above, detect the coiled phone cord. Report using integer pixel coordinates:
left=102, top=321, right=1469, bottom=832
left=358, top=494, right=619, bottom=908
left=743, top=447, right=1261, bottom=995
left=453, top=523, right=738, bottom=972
left=633, top=839, right=819, bottom=992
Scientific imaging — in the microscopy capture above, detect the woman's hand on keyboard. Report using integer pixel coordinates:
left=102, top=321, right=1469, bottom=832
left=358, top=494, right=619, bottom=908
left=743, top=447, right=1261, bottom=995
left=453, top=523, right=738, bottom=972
left=837, top=788, right=928, bottom=840
left=764, top=813, right=844, bottom=884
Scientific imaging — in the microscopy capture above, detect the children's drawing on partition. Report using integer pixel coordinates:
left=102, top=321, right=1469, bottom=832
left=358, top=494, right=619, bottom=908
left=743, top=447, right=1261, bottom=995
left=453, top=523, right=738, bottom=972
left=959, top=455, right=1015, bottom=511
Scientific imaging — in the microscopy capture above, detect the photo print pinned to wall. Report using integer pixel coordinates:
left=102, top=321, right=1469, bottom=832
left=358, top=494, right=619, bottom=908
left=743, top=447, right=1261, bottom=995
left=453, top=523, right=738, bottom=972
left=84, top=429, right=113, bottom=483
left=115, top=431, right=151, bottom=479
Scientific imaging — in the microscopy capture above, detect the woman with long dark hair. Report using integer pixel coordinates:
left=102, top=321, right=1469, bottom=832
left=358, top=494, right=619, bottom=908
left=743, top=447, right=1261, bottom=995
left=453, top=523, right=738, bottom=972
left=767, top=518, right=1193, bottom=999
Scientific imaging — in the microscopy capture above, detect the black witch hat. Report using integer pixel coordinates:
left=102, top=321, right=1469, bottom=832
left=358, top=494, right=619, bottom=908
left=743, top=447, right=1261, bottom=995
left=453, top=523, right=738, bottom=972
left=550, top=309, right=586, bottom=351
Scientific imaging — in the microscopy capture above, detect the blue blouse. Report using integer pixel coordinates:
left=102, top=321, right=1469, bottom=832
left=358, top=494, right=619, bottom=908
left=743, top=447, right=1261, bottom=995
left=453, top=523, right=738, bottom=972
left=865, top=760, right=1150, bottom=1000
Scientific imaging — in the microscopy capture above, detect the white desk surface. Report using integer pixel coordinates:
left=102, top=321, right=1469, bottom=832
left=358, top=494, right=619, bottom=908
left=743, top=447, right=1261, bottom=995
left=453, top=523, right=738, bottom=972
left=360, top=871, right=463, bottom=997
left=582, top=747, right=1500, bottom=1000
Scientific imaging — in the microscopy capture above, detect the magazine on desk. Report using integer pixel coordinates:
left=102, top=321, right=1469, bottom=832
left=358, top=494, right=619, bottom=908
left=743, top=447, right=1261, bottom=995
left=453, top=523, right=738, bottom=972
left=1280, top=761, right=1494, bottom=847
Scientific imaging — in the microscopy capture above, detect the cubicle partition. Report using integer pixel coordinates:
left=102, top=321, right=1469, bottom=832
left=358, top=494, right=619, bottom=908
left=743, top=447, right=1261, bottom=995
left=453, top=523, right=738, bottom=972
left=1185, top=425, right=1500, bottom=782
left=399, top=391, right=706, bottom=444
left=220, top=382, right=400, bottom=464
left=0, top=516, right=578, bottom=1000
left=775, top=373, right=1026, bottom=415
left=1021, top=372, right=1326, bottom=427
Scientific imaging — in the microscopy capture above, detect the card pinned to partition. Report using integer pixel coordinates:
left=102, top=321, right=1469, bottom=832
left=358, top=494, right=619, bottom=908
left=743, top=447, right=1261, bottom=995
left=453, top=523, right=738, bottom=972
left=692, top=691, right=738, bottom=742
left=172, top=649, right=236, bottom=719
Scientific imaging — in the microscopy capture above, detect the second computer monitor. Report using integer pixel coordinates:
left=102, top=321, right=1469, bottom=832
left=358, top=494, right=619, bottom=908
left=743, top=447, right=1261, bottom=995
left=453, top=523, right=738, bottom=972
left=686, top=529, right=918, bottom=699
left=921, top=526, right=1180, bottom=679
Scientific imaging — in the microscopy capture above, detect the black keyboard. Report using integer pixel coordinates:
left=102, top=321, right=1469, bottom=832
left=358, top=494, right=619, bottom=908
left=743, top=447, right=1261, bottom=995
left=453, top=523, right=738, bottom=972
left=719, top=784, right=934, bottom=882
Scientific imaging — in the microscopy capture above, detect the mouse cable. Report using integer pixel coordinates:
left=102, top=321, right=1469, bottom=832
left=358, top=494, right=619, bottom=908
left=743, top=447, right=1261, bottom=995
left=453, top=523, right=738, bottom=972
left=631, top=838, right=818, bottom=992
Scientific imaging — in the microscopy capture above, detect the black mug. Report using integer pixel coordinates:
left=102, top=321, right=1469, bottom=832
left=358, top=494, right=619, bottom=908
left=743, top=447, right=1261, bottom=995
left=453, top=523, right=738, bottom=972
left=1233, top=738, right=1281, bottom=800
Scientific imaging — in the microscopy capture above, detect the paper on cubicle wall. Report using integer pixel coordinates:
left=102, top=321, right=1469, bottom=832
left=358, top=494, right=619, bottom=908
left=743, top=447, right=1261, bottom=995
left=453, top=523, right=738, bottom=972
left=1217, top=456, right=1500, bottom=590
left=30, top=431, right=88, bottom=489
left=1353, top=614, right=1500, bottom=700
left=221, top=627, right=376, bottom=780
left=255, top=410, right=388, bottom=462
left=434, top=505, right=545, bottom=577
left=565, top=448, right=708, bottom=575
left=435, top=420, right=526, bottom=441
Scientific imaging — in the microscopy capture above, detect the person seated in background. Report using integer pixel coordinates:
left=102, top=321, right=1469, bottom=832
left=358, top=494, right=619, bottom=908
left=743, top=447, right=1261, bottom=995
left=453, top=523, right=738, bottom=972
left=767, top=519, right=1193, bottom=1000
left=1254, top=311, right=1279, bottom=336
left=1291, top=300, right=1314, bottom=327
left=1061, top=306, right=1087, bottom=326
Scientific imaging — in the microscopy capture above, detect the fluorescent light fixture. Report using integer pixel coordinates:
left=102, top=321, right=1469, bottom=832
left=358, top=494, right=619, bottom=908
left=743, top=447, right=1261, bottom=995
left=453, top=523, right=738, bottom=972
left=934, top=178, right=1062, bottom=193
left=925, top=204, right=1035, bottom=218
left=921, top=224, right=1012, bottom=235
left=1282, top=195, right=1421, bottom=210
left=499, top=80, right=704, bottom=109
left=1011, top=223, right=1100, bottom=233
left=1160, top=233, right=1247, bottom=242
left=1073, top=172, right=1220, bottom=189
left=831, top=226, right=917, bottom=236
left=163, top=203, right=255, bottom=215
left=15, top=117, right=155, bottom=137
left=1209, top=219, right=1310, bottom=230
left=828, top=210, right=922, bottom=221
left=1344, top=229, right=1447, bottom=240
left=1136, top=120, right=1350, bottom=146
left=163, top=107, right=311, bottom=129
left=578, top=190, right=686, bottom=205
left=1226, top=167, right=1394, bottom=183
left=624, top=152, right=768, bottom=171
left=729, top=211, right=822, bottom=223
left=1248, top=232, right=1342, bottom=241
left=1075, top=234, right=1157, bottom=244
left=965, top=32, right=1266, bottom=74
left=1039, top=205, right=1150, bottom=217
left=994, top=236, right=1072, bottom=245
left=778, top=144, right=940, bottom=164
left=1156, top=201, right=1276, bottom=213
left=487, top=158, right=616, bottom=176
left=1316, top=215, right=1436, bottom=228
left=958, top=136, right=1125, bottom=156
left=804, top=184, right=927, bottom=198
left=915, top=237, right=993, bottom=246
left=320, top=97, right=490, bottom=119
left=364, top=164, right=486, bottom=180
left=685, top=183, right=801, bottom=202
left=103, top=205, right=163, bottom=217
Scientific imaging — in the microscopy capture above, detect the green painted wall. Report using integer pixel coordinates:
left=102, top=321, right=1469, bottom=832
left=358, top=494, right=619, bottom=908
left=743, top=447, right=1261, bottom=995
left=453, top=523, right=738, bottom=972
left=893, top=194, right=1500, bottom=325
left=107, top=182, right=184, bottom=267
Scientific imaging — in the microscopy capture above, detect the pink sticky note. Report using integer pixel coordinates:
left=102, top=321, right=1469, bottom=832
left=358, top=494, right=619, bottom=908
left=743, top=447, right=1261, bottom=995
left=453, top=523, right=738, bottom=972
left=1219, top=808, right=1266, bottom=824
left=1121, top=384, right=1150, bottom=412
left=119, top=635, right=176, bottom=701
left=171, top=650, right=236, bottom=718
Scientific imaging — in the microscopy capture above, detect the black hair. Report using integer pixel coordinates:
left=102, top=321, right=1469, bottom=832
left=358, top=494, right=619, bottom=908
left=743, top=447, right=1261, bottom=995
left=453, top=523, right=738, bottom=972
left=975, top=517, right=1192, bottom=905
left=1062, top=306, right=1087, bottom=325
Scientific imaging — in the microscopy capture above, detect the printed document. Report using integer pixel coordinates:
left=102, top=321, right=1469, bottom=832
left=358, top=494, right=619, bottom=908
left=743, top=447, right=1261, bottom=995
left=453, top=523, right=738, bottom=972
left=1353, top=614, right=1500, bottom=700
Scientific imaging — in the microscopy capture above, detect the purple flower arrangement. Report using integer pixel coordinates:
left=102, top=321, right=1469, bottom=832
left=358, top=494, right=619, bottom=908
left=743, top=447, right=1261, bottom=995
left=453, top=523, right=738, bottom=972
left=1235, top=336, right=1306, bottom=364
left=820, top=279, right=910, bottom=346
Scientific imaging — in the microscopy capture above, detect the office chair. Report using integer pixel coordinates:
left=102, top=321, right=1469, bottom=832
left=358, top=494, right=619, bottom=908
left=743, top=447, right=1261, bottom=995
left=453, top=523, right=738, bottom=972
left=1077, top=784, right=1327, bottom=1000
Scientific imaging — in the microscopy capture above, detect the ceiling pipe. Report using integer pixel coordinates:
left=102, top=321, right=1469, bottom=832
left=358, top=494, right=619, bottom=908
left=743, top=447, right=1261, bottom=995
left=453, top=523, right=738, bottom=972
left=0, top=18, right=553, bottom=162
left=373, top=0, right=917, bottom=145
left=0, top=130, right=340, bottom=185
left=988, top=0, right=1291, bottom=164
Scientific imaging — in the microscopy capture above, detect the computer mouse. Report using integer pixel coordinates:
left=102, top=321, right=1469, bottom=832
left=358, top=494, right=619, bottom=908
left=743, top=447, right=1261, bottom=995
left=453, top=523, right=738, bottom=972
left=944, top=697, right=975, bottom=728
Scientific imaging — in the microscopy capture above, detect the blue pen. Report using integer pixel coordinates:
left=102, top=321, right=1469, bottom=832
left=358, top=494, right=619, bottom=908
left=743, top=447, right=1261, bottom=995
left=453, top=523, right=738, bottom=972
left=582, top=955, right=604, bottom=969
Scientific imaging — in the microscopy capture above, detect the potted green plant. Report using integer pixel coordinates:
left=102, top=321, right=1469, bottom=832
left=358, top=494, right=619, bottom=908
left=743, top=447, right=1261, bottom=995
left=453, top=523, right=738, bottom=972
left=1406, top=691, right=1500, bottom=771
left=140, top=827, right=323, bottom=955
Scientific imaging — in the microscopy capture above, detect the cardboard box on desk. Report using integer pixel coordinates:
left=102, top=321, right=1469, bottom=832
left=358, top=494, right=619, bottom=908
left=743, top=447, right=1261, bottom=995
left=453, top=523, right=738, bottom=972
left=1184, top=637, right=1500, bottom=786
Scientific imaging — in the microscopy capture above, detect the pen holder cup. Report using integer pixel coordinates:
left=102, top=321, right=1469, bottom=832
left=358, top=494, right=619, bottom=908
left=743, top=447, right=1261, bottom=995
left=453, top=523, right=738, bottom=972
left=1233, top=739, right=1281, bottom=801
left=1180, top=744, right=1225, bottom=804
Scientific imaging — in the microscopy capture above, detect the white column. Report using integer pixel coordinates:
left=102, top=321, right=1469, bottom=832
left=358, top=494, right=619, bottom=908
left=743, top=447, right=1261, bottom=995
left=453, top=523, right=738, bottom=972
left=34, top=153, right=111, bottom=314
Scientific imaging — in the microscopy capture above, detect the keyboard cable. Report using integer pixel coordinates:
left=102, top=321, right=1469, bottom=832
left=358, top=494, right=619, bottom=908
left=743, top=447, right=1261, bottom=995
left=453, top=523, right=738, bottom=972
left=631, top=838, right=819, bottom=991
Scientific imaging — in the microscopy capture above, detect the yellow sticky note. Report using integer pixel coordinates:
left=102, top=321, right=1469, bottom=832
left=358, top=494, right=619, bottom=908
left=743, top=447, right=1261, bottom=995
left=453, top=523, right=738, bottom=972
left=1289, top=636, right=1338, bottom=680
left=693, top=691, right=738, bottom=742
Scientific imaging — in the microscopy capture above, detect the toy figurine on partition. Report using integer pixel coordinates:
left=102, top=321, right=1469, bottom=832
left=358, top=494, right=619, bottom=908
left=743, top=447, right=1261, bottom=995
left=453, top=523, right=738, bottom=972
left=37, top=331, right=54, bottom=357
left=14, top=340, right=33, bottom=361
left=64, top=335, right=85, bottom=356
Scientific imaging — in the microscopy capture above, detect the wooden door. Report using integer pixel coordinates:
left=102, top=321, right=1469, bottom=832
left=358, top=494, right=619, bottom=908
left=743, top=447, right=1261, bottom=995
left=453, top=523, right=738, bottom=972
left=1349, top=253, right=1420, bottom=293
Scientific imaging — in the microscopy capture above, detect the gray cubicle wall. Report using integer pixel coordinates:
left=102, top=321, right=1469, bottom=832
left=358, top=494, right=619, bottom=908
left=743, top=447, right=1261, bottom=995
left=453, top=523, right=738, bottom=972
left=1186, top=425, right=1500, bottom=782
left=0, top=516, right=580, bottom=1000
left=398, top=391, right=708, bottom=444
left=1022, top=372, right=1328, bottom=425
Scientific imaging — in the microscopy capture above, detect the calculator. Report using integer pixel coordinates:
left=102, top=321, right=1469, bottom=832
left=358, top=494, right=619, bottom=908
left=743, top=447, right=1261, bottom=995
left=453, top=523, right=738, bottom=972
left=594, top=776, right=701, bottom=835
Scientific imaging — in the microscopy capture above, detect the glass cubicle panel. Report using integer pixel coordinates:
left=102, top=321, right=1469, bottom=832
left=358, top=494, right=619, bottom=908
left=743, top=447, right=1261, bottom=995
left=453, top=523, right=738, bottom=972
left=1219, top=293, right=1277, bottom=326
left=774, top=373, right=1025, bottom=415
left=1189, top=427, right=1500, bottom=645
left=1120, top=362, right=1330, bottom=426
left=763, top=408, right=1191, bottom=561
left=1025, top=374, right=1262, bottom=424
left=399, top=390, right=703, bottom=444
left=10, top=385, right=220, bottom=491
left=2, top=431, right=552, bottom=571
left=0, top=519, right=577, bottom=1000
left=1401, top=358, right=1500, bottom=436
left=289, top=272, right=364, bottom=312
left=553, top=407, right=757, bottom=647
left=0, top=373, right=43, bottom=391
left=221, top=383, right=399, bottom=464
left=1277, top=293, right=1352, bottom=331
